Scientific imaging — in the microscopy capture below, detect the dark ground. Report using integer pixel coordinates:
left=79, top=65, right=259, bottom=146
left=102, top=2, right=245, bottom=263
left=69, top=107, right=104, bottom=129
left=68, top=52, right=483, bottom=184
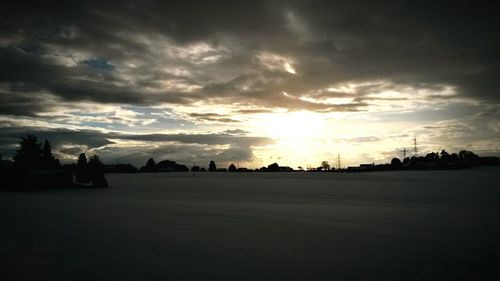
left=1, top=169, right=499, bottom=281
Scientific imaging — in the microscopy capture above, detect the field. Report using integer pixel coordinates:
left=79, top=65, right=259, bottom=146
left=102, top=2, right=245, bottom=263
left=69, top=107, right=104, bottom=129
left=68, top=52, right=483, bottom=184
left=1, top=169, right=499, bottom=281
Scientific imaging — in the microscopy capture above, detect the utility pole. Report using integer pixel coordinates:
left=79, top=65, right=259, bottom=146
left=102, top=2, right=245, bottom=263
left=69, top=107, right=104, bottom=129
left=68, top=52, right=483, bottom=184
left=337, top=153, right=341, bottom=170
left=402, top=148, right=407, bottom=159
left=413, top=136, right=418, bottom=156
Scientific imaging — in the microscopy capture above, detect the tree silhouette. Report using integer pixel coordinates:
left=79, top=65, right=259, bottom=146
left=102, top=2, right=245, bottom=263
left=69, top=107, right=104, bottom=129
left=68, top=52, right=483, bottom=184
left=7, top=135, right=74, bottom=188
left=458, top=150, right=478, bottom=160
left=88, top=155, right=108, bottom=188
left=209, top=160, right=217, bottom=172
left=42, top=140, right=60, bottom=168
left=13, top=135, right=43, bottom=169
left=391, top=158, right=402, bottom=168
left=402, top=157, right=410, bottom=165
left=267, top=163, right=279, bottom=172
left=228, top=163, right=236, bottom=172
left=141, top=157, right=157, bottom=172
left=425, top=152, right=439, bottom=161
left=440, top=150, right=450, bottom=160
left=88, top=155, right=104, bottom=175
left=75, top=153, right=90, bottom=183
left=321, top=161, right=330, bottom=171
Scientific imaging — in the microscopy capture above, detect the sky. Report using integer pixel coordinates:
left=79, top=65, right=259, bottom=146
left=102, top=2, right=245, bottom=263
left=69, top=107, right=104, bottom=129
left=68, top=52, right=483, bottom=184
left=1, top=0, right=499, bottom=169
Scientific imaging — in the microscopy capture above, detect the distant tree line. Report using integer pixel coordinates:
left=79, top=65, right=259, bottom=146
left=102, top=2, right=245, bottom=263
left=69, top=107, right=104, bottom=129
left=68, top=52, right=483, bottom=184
left=345, top=150, right=499, bottom=172
left=2, top=136, right=499, bottom=188
left=0, top=135, right=107, bottom=189
left=134, top=158, right=296, bottom=173
left=139, top=158, right=189, bottom=172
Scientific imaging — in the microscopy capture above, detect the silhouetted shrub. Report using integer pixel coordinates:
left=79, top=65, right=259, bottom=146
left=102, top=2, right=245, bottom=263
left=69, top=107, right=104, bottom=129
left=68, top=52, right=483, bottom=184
left=267, top=163, right=279, bottom=172
left=458, top=150, right=478, bottom=160
left=391, top=158, right=402, bottom=168
left=156, top=160, right=188, bottom=172
left=228, top=163, right=236, bottom=172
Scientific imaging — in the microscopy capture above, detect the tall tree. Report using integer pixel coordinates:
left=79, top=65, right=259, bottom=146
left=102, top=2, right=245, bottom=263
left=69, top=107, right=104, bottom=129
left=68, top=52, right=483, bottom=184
left=42, top=140, right=59, bottom=167
left=142, top=157, right=157, bottom=172
left=13, top=135, right=43, bottom=169
left=88, top=155, right=104, bottom=177
left=88, top=155, right=108, bottom=188
left=75, top=153, right=90, bottom=183
left=209, top=161, right=217, bottom=172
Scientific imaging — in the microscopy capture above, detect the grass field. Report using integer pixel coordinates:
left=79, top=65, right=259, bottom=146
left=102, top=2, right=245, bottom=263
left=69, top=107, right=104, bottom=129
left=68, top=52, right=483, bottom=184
left=1, top=169, right=499, bottom=281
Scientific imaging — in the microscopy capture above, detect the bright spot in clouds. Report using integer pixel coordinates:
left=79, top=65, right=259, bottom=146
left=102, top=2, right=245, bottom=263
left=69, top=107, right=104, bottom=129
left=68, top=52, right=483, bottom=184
left=257, top=52, right=296, bottom=74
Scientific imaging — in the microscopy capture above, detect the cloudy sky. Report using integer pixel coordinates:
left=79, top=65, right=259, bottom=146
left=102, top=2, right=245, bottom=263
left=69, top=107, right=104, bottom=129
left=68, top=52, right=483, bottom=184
left=1, top=0, right=499, bottom=169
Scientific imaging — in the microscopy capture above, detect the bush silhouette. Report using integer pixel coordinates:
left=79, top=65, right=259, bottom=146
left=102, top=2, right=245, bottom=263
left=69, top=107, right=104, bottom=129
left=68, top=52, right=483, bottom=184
left=267, top=163, right=279, bottom=172
left=391, top=158, right=402, bottom=169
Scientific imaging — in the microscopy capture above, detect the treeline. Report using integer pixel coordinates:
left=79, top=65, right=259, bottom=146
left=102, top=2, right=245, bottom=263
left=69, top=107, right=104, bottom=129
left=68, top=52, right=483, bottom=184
left=2, top=135, right=499, bottom=187
left=103, top=159, right=297, bottom=174
left=55, top=148, right=500, bottom=176
left=0, top=135, right=107, bottom=189
left=130, top=159, right=293, bottom=173
left=346, top=150, right=500, bottom=172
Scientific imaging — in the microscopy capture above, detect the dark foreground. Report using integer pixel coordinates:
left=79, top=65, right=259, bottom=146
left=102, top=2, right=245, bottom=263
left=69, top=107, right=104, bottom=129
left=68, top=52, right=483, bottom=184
left=1, top=169, right=500, bottom=281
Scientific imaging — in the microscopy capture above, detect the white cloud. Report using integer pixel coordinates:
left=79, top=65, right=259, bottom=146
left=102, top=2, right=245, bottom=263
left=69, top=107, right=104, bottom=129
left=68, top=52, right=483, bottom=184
left=256, top=52, right=296, bottom=74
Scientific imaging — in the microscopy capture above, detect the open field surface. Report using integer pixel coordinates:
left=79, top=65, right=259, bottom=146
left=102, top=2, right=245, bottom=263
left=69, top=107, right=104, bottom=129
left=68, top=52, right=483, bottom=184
left=1, top=169, right=500, bottom=281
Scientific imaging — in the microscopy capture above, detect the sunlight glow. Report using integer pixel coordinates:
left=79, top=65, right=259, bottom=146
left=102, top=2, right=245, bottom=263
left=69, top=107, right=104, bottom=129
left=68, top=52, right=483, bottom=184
left=252, top=111, right=326, bottom=141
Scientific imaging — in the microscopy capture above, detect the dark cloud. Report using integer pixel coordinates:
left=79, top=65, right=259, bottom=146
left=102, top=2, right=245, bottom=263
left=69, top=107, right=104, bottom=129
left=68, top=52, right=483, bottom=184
left=115, top=132, right=271, bottom=147
left=187, top=113, right=240, bottom=123
left=0, top=126, right=115, bottom=149
left=1, top=0, right=499, bottom=163
left=0, top=125, right=273, bottom=165
left=223, top=129, right=249, bottom=135
left=1, top=0, right=498, bottom=118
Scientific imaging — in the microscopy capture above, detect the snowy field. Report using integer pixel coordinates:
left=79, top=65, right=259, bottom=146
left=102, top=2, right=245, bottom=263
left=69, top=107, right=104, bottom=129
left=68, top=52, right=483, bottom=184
left=1, top=169, right=500, bottom=281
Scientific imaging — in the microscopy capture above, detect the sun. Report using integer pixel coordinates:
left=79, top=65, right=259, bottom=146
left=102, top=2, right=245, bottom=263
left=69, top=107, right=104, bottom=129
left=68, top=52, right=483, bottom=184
left=251, top=111, right=326, bottom=140
left=246, top=111, right=330, bottom=168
